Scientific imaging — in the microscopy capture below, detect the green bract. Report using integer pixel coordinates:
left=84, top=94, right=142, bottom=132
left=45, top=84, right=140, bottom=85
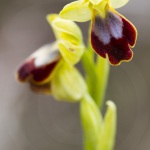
left=47, top=14, right=85, bottom=65
left=51, top=63, right=87, bottom=102
left=60, top=0, right=129, bottom=21
left=98, top=101, right=117, bottom=150
left=81, top=98, right=117, bottom=150
left=80, top=94, right=102, bottom=150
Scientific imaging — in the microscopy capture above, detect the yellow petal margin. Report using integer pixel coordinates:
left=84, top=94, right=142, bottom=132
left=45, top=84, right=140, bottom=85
left=110, top=0, right=129, bottom=9
left=60, top=1, right=91, bottom=22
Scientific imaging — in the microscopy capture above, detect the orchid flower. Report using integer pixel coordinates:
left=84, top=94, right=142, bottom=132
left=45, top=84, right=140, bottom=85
left=16, top=14, right=86, bottom=102
left=60, top=0, right=137, bottom=65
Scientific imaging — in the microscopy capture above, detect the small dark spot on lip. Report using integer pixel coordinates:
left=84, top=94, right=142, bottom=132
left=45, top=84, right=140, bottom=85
left=69, top=48, right=75, bottom=52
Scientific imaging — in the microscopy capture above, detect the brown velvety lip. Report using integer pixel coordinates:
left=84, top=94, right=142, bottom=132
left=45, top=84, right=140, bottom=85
left=91, top=10, right=137, bottom=65
left=17, top=58, right=59, bottom=83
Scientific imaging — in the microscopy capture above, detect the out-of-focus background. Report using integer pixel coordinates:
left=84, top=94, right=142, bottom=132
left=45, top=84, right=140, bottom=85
left=0, top=0, right=150, bottom=150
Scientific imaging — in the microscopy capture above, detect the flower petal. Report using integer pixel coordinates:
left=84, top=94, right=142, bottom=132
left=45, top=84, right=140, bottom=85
left=91, top=11, right=137, bottom=65
left=51, top=63, right=87, bottom=102
left=58, top=41, right=85, bottom=65
left=107, top=10, right=137, bottom=47
left=90, top=0, right=103, bottom=5
left=59, top=1, right=91, bottom=22
left=121, top=14, right=137, bottom=47
left=48, top=16, right=83, bottom=42
left=47, top=14, right=85, bottom=65
left=16, top=43, right=60, bottom=84
left=92, top=1, right=108, bottom=18
left=110, top=0, right=129, bottom=9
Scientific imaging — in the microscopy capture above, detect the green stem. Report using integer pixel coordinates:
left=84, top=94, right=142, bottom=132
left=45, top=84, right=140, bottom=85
left=95, top=56, right=110, bottom=107
left=82, top=45, right=110, bottom=108
left=81, top=22, right=110, bottom=108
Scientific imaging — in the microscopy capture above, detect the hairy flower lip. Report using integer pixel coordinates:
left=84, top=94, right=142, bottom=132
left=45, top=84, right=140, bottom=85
left=91, top=10, right=137, bottom=65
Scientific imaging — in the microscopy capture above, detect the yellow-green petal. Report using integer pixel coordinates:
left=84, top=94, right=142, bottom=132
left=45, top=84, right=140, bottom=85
left=47, top=14, right=83, bottom=42
left=47, top=14, right=85, bottom=65
left=92, top=1, right=107, bottom=18
left=90, top=0, right=103, bottom=5
left=46, top=14, right=58, bottom=25
left=51, top=63, right=87, bottom=102
left=110, top=0, right=129, bottom=9
left=60, top=1, right=91, bottom=22
left=58, top=41, right=85, bottom=65
left=53, top=18, right=82, bottom=41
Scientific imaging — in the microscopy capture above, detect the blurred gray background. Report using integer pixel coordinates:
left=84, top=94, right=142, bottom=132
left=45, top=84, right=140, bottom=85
left=0, top=0, right=150, bottom=150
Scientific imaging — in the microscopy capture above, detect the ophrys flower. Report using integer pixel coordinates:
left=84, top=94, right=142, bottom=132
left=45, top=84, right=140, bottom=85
left=16, top=14, right=86, bottom=102
left=60, top=0, right=137, bottom=65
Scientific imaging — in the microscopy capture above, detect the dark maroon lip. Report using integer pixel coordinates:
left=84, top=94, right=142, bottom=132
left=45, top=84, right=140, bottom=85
left=17, top=58, right=60, bottom=83
left=17, top=59, right=35, bottom=82
left=91, top=11, right=137, bottom=65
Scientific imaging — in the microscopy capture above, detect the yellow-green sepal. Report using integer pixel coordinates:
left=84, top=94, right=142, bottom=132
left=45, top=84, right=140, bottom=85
left=89, top=0, right=103, bottom=5
left=60, top=1, right=91, bottom=22
left=52, top=16, right=82, bottom=41
left=98, top=101, right=117, bottom=150
left=110, top=0, right=129, bottom=9
left=51, top=63, right=87, bottom=102
left=47, top=14, right=85, bottom=65
left=92, top=0, right=108, bottom=18
left=58, top=41, right=84, bottom=65
left=47, top=14, right=82, bottom=41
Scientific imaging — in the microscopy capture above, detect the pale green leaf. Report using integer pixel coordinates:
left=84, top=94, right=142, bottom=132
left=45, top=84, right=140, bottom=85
left=97, top=101, right=117, bottom=150
left=80, top=94, right=102, bottom=150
